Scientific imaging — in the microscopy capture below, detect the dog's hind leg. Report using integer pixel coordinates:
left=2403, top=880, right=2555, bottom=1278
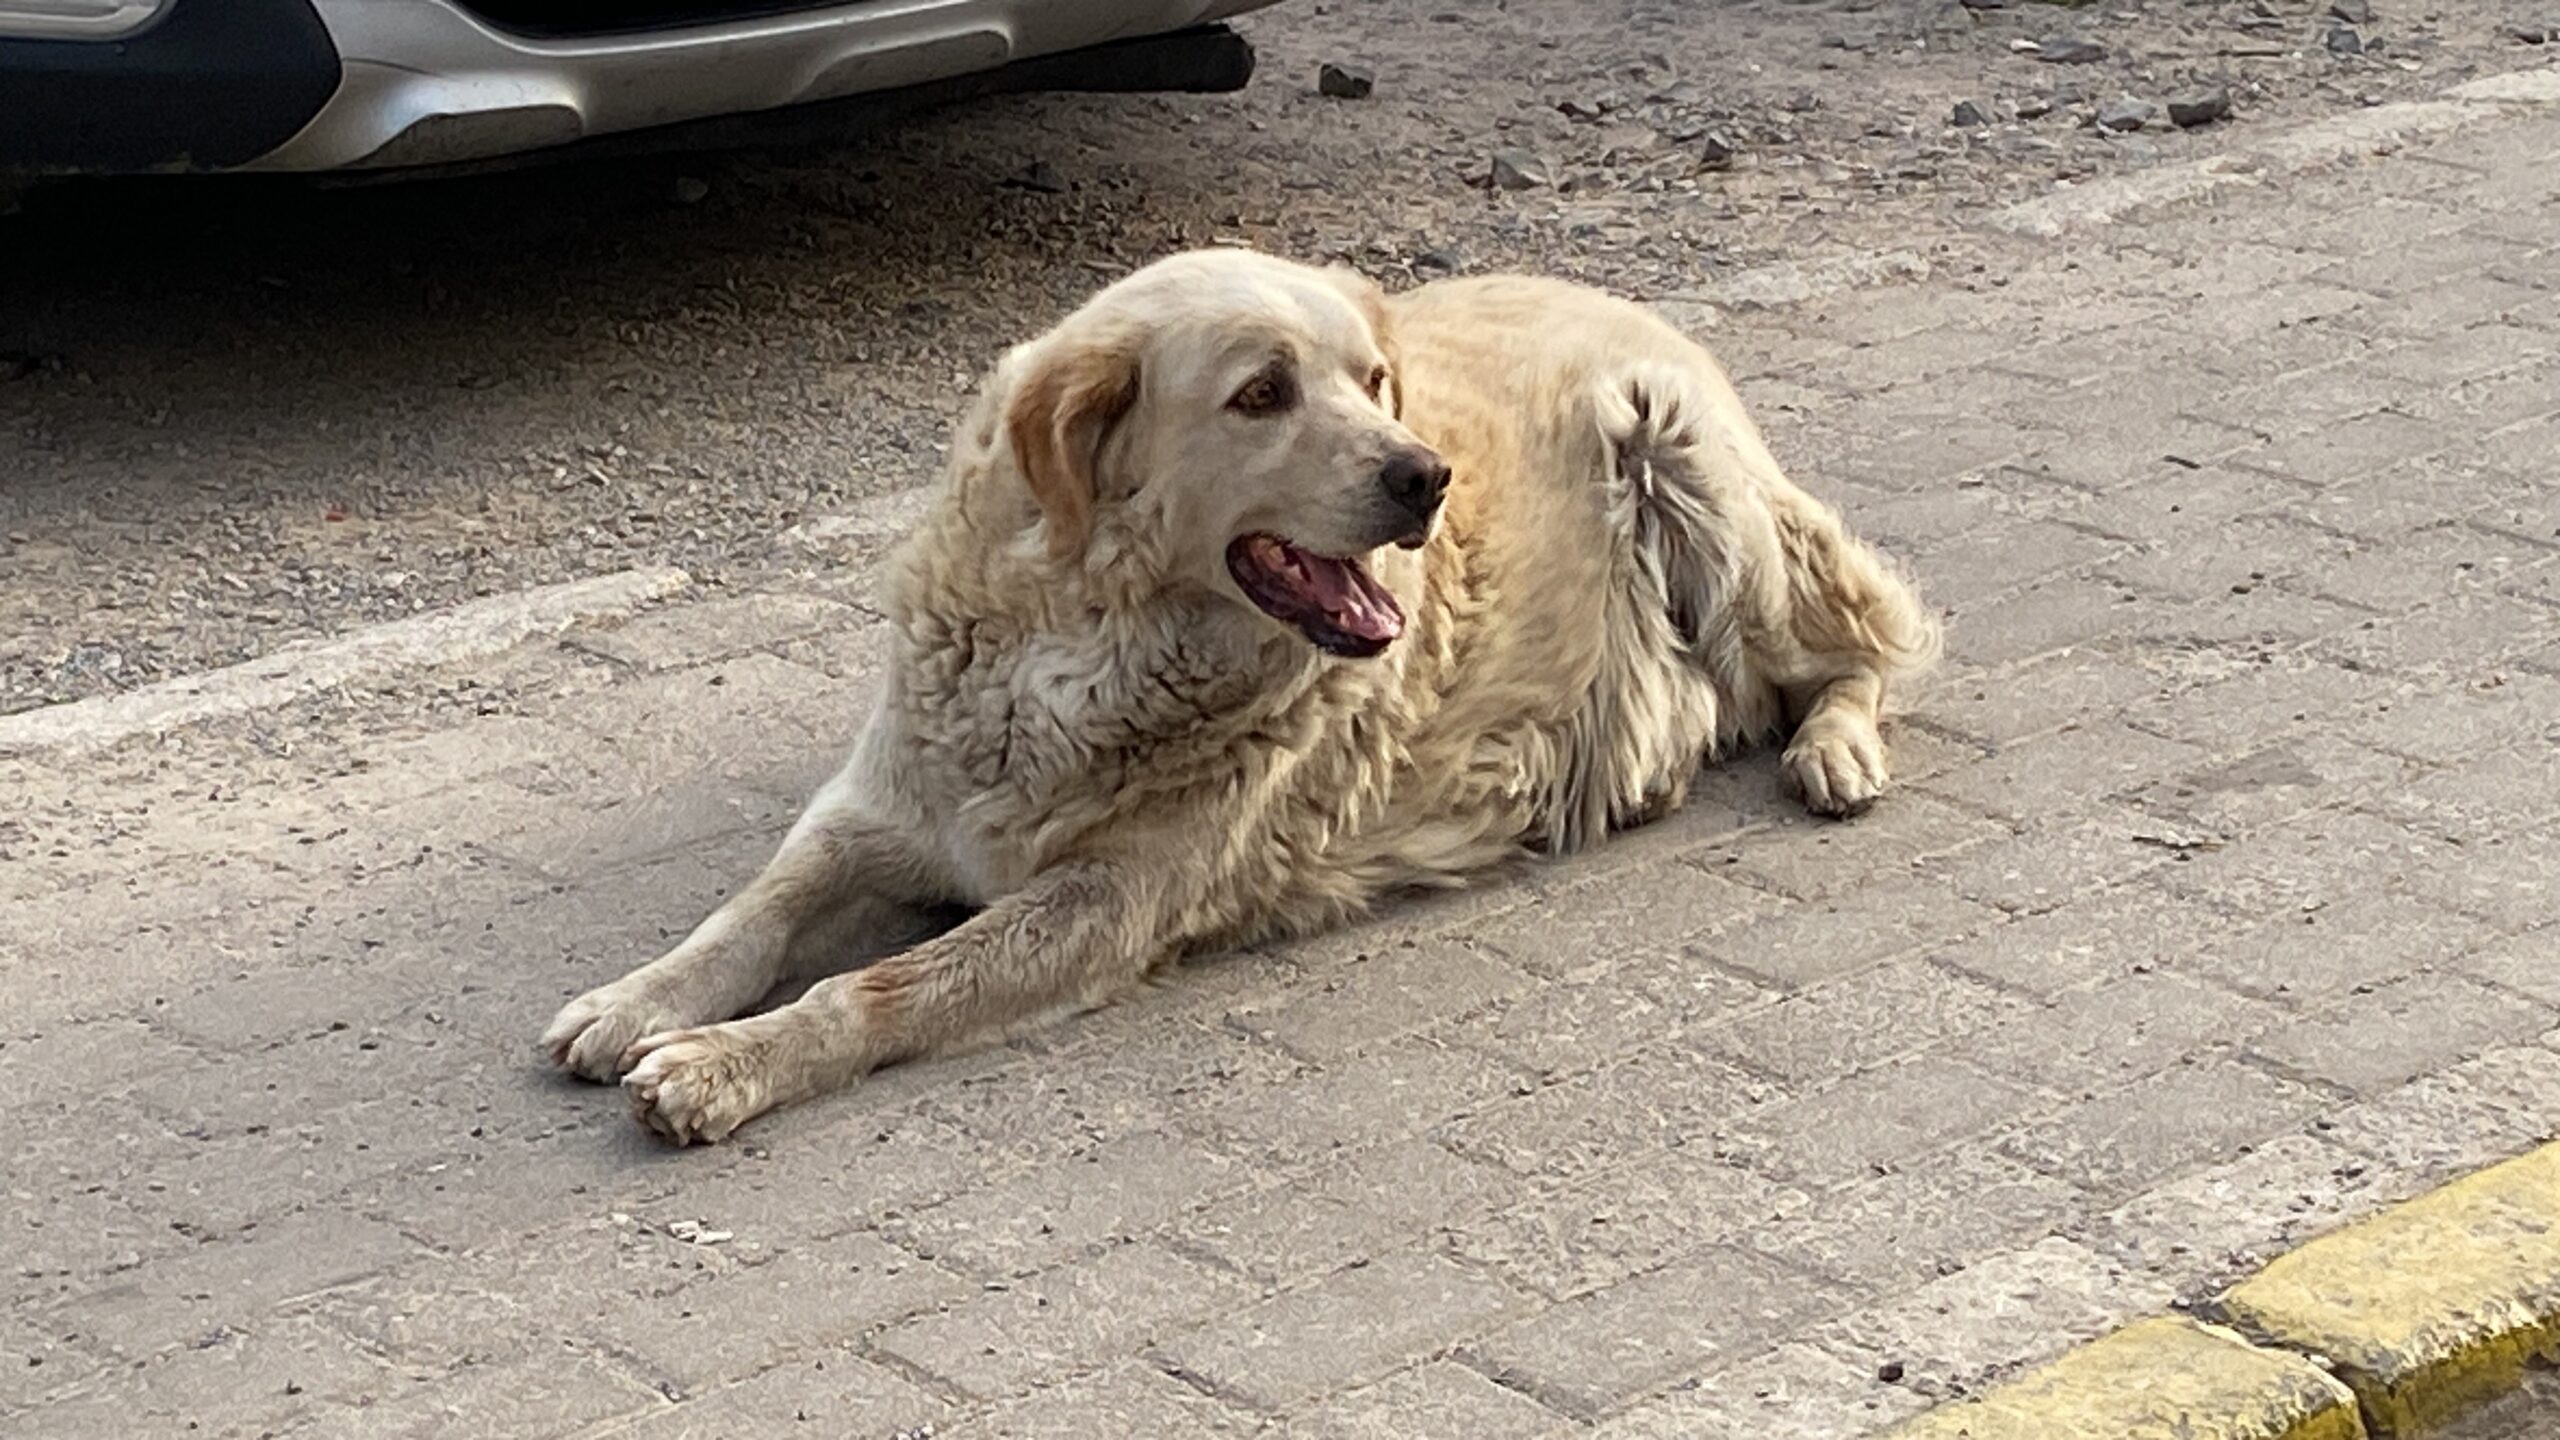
left=620, top=856, right=1171, bottom=1143
left=542, top=749, right=951, bottom=1082
left=1765, top=486, right=1940, bottom=817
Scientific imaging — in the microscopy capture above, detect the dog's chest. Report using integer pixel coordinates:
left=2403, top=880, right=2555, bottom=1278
left=895, top=609, right=1308, bottom=893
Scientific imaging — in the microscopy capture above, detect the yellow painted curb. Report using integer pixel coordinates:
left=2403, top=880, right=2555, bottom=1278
left=1886, top=1141, right=2560, bottom=1440
left=2219, top=1141, right=2560, bottom=1436
left=1884, top=1317, right=2365, bottom=1440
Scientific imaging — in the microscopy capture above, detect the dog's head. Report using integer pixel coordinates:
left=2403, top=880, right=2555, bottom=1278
left=1000, top=249, right=1446, bottom=659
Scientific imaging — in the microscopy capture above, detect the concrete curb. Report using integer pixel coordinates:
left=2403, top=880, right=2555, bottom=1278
left=1986, top=64, right=2560, bottom=239
left=0, top=566, right=690, bottom=756
left=1886, top=1141, right=2560, bottom=1439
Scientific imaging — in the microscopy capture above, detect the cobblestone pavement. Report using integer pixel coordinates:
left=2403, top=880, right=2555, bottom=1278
left=9, top=65, right=2560, bottom=1440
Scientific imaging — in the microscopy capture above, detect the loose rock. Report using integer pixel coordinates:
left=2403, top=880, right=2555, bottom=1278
left=1952, top=99, right=1991, bottom=127
left=2035, top=35, right=2108, bottom=63
left=2095, top=97, right=2157, bottom=132
left=2503, top=20, right=2552, bottom=41
left=2329, top=0, right=2375, bottom=22
left=2168, top=87, right=2234, bottom=127
left=1318, top=62, right=1375, bottom=99
left=1488, top=149, right=1551, bottom=191
left=1698, top=130, right=1741, bottom=168
left=2017, top=95, right=2057, bottom=119
left=2326, top=25, right=2366, bottom=53
left=1002, top=160, right=1067, bottom=193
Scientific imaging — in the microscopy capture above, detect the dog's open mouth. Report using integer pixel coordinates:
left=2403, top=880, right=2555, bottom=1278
left=1226, top=534, right=1406, bottom=658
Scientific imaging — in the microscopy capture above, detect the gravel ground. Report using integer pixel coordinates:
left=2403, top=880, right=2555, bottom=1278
left=2, top=0, right=2552, bottom=714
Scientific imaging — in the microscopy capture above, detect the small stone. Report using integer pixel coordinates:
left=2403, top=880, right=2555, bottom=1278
left=2095, top=97, right=2157, bottom=132
left=2167, top=87, right=2233, bottom=127
left=1952, top=99, right=1991, bottom=127
left=2325, top=25, right=2365, bottom=53
left=2502, top=20, right=2552, bottom=42
left=2017, top=95, right=2057, bottom=119
left=1877, top=1360, right=1908, bottom=1383
left=1410, top=248, right=1464, bottom=274
left=1003, top=160, right=1066, bottom=194
left=2328, top=0, right=2374, bottom=22
left=2036, top=35, right=2108, bottom=63
left=1317, top=62, right=1374, bottom=99
left=670, top=176, right=709, bottom=205
left=1698, top=130, right=1740, bottom=168
left=1488, top=149, right=1551, bottom=191
left=1961, top=0, right=2011, bottom=9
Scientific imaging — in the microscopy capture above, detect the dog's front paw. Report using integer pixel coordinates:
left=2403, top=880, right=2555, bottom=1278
left=622, top=1027, right=774, bottom=1146
left=542, top=982, right=694, bottom=1083
left=1783, top=721, right=1888, bottom=818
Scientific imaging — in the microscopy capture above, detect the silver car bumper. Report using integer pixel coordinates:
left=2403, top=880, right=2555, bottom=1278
left=249, top=0, right=1283, bottom=173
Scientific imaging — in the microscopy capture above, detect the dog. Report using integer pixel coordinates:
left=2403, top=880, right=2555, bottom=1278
left=541, top=248, right=1938, bottom=1144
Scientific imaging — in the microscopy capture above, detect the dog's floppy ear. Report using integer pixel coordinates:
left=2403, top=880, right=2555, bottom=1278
left=1320, top=264, right=1404, bottom=420
left=1005, top=333, right=1141, bottom=560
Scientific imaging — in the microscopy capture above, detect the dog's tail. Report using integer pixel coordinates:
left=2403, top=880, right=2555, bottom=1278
left=1592, top=360, right=1940, bottom=686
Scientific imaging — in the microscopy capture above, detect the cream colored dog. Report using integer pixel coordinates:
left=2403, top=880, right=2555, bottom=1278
left=542, top=249, right=1937, bottom=1144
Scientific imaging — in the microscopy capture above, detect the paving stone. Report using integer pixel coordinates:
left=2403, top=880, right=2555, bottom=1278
left=2315, top=1043, right=2560, bottom=1190
left=10, top=1312, right=399, bottom=1439
left=1914, top=519, right=2124, bottom=611
left=1691, top=880, right=2004, bottom=990
left=1506, top=865, right=1785, bottom=976
left=1180, top=1138, right=1525, bottom=1288
left=1463, top=1244, right=1847, bottom=1420
left=2453, top=927, right=2560, bottom=1006
left=935, top=1362, right=1260, bottom=1438
left=2337, top=670, right=2560, bottom=766
left=1920, top=815, right=2177, bottom=916
left=1918, top=722, right=2204, bottom=829
left=888, top=1129, right=1256, bottom=1279
left=1961, top=971, right=2287, bottom=1095
left=1717, top=1053, right=2043, bottom=1188
left=917, top=1020, right=1303, bottom=1170
left=1439, top=1044, right=1781, bottom=1184
left=2307, top=523, right=2555, bottom=616
left=1939, top=576, right=2143, bottom=669
left=2249, top=970, right=2552, bottom=1093
left=878, top=1243, right=1250, bottom=1401
left=1155, top=1249, right=1526, bottom=1413
left=2097, top=518, right=2357, bottom=605
left=2378, top=739, right=2560, bottom=840
left=1696, top=956, right=2023, bottom=1084
left=2152, top=808, right=2455, bottom=914
left=1704, top=793, right=2009, bottom=902
left=2184, top=892, right=2497, bottom=1003
left=1232, top=938, right=1536, bottom=1062
left=1752, top=1147, right=2086, bottom=1293
left=2078, top=1132, right=2389, bottom=1295
left=1182, top=1040, right=1525, bottom=1173
left=1999, top=1058, right=2327, bottom=1201
left=1436, top=966, right=1753, bottom=1078
left=1931, top=879, right=2234, bottom=999
left=566, top=592, right=867, bottom=673
left=1588, top=1340, right=1930, bottom=1439
left=1920, top=652, right=2168, bottom=750
left=2126, top=735, right=2414, bottom=840
left=1451, top=1142, right=1806, bottom=1301
left=1803, top=1237, right=2173, bottom=1403
left=1285, top=1360, right=1568, bottom=1440
left=2320, top=589, right=2560, bottom=681
left=46, top=1209, right=425, bottom=1361
left=604, top=1350, right=948, bottom=1438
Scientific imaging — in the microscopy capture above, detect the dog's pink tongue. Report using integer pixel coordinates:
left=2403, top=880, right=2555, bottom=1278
left=1302, top=554, right=1404, bottom=644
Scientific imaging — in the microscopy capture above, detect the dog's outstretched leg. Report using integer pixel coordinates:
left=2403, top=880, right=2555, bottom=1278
left=1769, top=498, right=1939, bottom=818
left=541, top=758, right=949, bottom=1082
left=619, top=858, right=1168, bottom=1144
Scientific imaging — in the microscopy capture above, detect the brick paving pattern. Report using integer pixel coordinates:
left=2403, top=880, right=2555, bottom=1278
left=6, top=104, right=2560, bottom=1439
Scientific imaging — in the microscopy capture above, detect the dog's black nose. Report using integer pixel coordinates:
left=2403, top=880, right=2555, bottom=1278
left=1379, top=448, right=1452, bottom=519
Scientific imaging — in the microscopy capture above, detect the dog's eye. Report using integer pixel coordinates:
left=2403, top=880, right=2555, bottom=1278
left=1227, top=368, right=1296, bottom=417
left=1365, top=365, right=1389, bottom=401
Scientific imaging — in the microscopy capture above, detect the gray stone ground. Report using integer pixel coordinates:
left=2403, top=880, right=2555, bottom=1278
left=9, top=67, right=2560, bottom=1440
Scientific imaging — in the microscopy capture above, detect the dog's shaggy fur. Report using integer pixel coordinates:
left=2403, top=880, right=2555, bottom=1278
left=542, top=249, right=1937, bottom=1143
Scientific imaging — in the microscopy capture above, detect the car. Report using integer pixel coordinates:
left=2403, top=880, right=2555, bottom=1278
left=0, top=0, right=1283, bottom=178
